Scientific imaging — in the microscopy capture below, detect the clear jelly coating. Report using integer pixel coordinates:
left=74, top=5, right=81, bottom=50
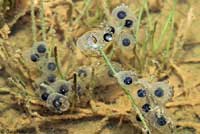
left=46, top=93, right=70, bottom=113
left=37, top=73, right=57, bottom=85
left=36, top=83, right=54, bottom=101
left=40, top=57, right=57, bottom=74
left=51, top=80, right=73, bottom=98
left=111, top=4, right=129, bottom=21
left=149, top=81, right=174, bottom=105
left=114, top=70, right=138, bottom=88
left=76, top=66, right=93, bottom=85
left=76, top=30, right=105, bottom=56
left=146, top=111, right=172, bottom=133
left=32, top=41, right=48, bottom=57
left=117, top=31, right=136, bottom=50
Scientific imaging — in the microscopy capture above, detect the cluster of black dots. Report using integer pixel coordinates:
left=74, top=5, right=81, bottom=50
left=114, top=71, right=173, bottom=129
left=29, top=42, right=90, bottom=113
left=133, top=81, right=174, bottom=132
left=77, top=3, right=138, bottom=89
left=77, top=4, right=136, bottom=56
left=76, top=3, right=174, bottom=133
left=28, top=3, right=174, bottom=133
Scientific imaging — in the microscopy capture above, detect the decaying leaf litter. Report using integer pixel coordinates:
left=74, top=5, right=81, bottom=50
left=0, top=0, right=200, bottom=134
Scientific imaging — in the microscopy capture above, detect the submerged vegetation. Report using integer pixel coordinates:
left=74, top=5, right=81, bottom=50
left=0, top=0, right=200, bottom=134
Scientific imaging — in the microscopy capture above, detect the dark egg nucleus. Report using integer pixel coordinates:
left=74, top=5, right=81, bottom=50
left=30, top=53, right=39, bottom=62
left=78, top=69, right=87, bottom=77
left=142, top=103, right=151, bottom=113
left=41, top=92, right=49, bottom=101
left=156, top=116, right=167, bottom=126
left=154, top=87, right=164, bottom=97
left=122, top=38, right=131, bottom=46
left=47, top=74, right=56, bottom=83
left=47, top=62, right=57, bottom=71
left=37, top=44, right=46, bottom=53
left=52, top=97, right=62, bottom=109
left=137, top=89, right=147, bottom=97
left=59, top=84, right=69, bottom=95
left=117, top=10, right=127, bottom=19
left=124, top=19, right=133, bottom=28
left=123, top=76, right=132, bottom=85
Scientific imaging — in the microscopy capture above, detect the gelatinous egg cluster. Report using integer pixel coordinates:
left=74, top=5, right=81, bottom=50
left=132, top=80, right=174, bottom=132
left=28, top=41, right=93, bottom=112
left=28, top=41, right=87, bottom=113
left=76, top=4, right=136, bottom=57
left=27, top=3, right=175, bottom=133
left=76, top=3, right=174, bottom=132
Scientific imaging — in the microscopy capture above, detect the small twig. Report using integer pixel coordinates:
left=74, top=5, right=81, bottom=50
left=30, top=0, right=37, bottom=43
left=39, top=0, right=46, bottom=41
left=73, top=73, right=78, bottom=99
left=54, top=47, right=65, bottom=79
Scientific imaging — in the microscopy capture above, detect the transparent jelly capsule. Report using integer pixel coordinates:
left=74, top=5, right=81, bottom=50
left=34, top=76, right=50, bottom=88
left=34, top=74, right=55, bottom=86
left=36, top=83, right=54, bottom=101
left=114, top=71, right=138, bottom=88
left=149, top=81, right=174, bottom=105
left=76, top=30, right=105, bottom=56
left=51, top=79, right=73, bottom=97
left=46, top=93, right=70, bottom=113
left=76, top=80, right=87, bottom=96
left=115, top=31, right=136, bottom=63
left=130, top=84, right=153, bottom=115
left=117, top=31, right=136, bottom=50
left=112, top=4, right=130, bottom=21
left=68, top=78, right=86, bottom=96
left=23, top=48, right=47, bottom=68
left=32, top=41, right=48, bottom=57
left=39, top=73, right=57, bottom=84
left=76, top=66, right=93, bottom=85
left=111, top=4, right=136, bottom=31
left=41, top=57, right=57, bottom=74
left=147, top=111, right=173, bottom=134
left=25, top=41, right=48, bottom=65
left=133, top=85, right=149, bottom=101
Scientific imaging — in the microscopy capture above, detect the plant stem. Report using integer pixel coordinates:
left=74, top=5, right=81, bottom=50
left=39, top=0, right=46, bottom=41
left=143, top=0, right=153, bottom=30
left=135, top=7, right=143, bottom=42
left=98, top=47, right=117, bottom=75
left=98, top=47, right=151, bottom=133
left=74, top=0, right=92, bottom=24
left=31, top=0, right=36, bottom=43
left=54, top=47, right=65, bottom=79
left=153, top=11, right=174, bottom=53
